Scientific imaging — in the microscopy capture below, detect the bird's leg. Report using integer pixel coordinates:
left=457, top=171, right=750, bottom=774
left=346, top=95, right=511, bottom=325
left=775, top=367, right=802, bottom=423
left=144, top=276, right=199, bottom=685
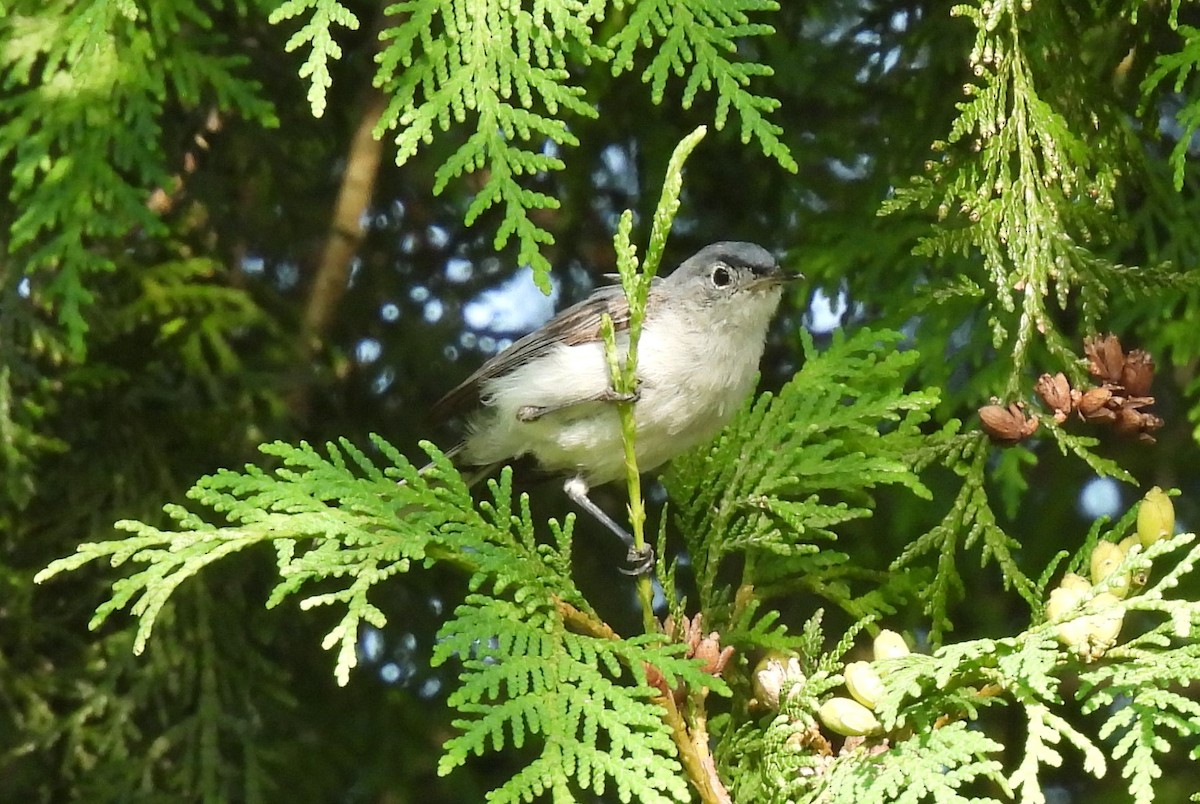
left=562, top=476, right=655, bottom=576
left=517, top=386, right=640, bottom=423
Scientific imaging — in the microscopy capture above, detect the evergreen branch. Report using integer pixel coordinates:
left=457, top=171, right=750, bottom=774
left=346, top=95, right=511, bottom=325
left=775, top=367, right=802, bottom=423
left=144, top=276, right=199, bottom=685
left=116, top=258, right=278, bottom=379
left=268, top=0, right=360, bottom=118
left=723, top=595, right=797, bottom=655
left=665, top=327, right=939, bottom=622
left=600, top=210, right=656, bottom=626
left=1039, top=419, right=1136, bottom=485
left=896, top=431, right=1074, bottom=644
left=888, top=533, right=1200, bottom=804
left=600, top=126, right=707, bottom=628
left=797, top=722, right=1006, bottom=804
left=1008, top=702, right=1104, bottom=803
left=434, top=594, right=707, bottom=803
left=646, top=125, right=709, bottom=293
left=1141, top=24, right=1200, bottom=190
left=351, top=2, right=793, bottom=286
left=1079, top=583, right=1200, bottom=804
left=608, top=0, right=796, bottom=172
left=35, top=437, right=571, bottom=686
left=881, top=1, right=1124, bottom=393
left=375, top=1, right=604, bottom=291
left=0, top=1, right=276, bottom=356
left=762, top=524, right=1200, bottom=803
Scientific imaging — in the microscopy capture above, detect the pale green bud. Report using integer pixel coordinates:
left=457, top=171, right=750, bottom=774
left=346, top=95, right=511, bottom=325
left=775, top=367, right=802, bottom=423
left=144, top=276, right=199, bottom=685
left=1059, top=572, right=1090, bottom=592
left=1137, top=487, right=1174, bottom=547
left=1054, top=616, right=1091, bottom=653
left=1118, top=535, right=1141, bottom=554
left=1090, top=541, right=1130, bottom=598
left=844, top=661, right=885, bottom=710
left=818, top=697, right=882, bottom=737
left=1051, top=585, right=1124, bottom=661
left=1046, top=584, right=1085, bottom=621
left=1119, top=536, right=1151, bottom=591
left=872, top=630, right=910, bottom=661
left=1085, top=593, right=1124, bottom=656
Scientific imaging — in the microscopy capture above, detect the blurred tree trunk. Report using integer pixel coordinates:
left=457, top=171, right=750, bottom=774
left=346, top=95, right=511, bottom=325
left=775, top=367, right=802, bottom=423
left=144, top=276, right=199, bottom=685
left=291, top=88, right=389, bottom=422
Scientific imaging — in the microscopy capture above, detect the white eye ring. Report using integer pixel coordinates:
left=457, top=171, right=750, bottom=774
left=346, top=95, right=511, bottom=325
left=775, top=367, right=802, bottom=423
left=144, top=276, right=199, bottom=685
left=711, top=264, right=732, bottom=287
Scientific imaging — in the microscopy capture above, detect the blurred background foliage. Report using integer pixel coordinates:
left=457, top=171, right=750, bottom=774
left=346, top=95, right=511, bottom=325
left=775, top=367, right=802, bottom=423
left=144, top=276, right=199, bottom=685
left=3, top=0, right=1200, bottom=801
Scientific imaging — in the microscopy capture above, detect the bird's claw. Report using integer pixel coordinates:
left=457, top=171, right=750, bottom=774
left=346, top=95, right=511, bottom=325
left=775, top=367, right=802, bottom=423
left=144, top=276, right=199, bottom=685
left=516, top=405, right=545, bottom=422
left=603, top=386, right=640, bottom=405
left=620, top=545, right=656, bottom=577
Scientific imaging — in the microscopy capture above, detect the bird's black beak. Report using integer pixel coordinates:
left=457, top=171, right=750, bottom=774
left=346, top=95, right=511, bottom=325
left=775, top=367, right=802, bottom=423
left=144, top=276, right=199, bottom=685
left=779, top=267, right=803, bottom=283
left=752, top=262, right=801, bottom=287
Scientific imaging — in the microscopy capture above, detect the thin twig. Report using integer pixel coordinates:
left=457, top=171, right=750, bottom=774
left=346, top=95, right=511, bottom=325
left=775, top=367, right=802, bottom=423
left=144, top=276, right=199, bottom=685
left=657, top=690, right=733, bottom=804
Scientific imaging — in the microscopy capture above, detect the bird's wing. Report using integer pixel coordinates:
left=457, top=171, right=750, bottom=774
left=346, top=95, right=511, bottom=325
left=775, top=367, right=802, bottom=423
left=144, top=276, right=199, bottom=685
left=431, top=283, right=634, bottom=422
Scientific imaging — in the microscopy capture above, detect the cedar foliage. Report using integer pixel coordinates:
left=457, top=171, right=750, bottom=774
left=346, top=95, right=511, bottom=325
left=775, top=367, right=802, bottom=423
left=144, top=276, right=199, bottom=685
left=8, top=1, right=1200, bottom=802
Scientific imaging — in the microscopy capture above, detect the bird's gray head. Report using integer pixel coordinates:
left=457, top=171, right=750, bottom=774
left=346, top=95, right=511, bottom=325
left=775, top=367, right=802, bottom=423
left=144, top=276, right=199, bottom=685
left=666, top=241, right=783, bottom=290
left=661, top=241, right=788, bottom=314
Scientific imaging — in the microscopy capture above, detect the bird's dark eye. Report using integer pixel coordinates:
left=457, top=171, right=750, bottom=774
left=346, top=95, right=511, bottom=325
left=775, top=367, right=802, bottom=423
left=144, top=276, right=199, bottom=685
left=711, top=265, right=732, bottom=287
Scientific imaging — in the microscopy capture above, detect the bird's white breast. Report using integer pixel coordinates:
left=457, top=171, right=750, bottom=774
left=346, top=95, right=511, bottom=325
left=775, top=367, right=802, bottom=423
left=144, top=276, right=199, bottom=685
left=460, top=285, right=781, bottom=484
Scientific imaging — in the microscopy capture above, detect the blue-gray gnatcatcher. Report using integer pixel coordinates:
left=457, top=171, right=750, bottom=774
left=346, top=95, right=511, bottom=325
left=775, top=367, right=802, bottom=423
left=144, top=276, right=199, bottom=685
left=430, top=241, right=790, bottom=572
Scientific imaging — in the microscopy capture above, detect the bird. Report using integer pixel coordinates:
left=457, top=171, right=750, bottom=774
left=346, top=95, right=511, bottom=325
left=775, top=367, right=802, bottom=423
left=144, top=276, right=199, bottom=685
left=428, top=241, right=791, bottom=572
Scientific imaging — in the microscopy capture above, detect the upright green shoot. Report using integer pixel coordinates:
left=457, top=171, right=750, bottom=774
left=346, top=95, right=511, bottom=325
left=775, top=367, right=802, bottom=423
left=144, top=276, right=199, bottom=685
left=600, top=126, right=708, bottom=631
